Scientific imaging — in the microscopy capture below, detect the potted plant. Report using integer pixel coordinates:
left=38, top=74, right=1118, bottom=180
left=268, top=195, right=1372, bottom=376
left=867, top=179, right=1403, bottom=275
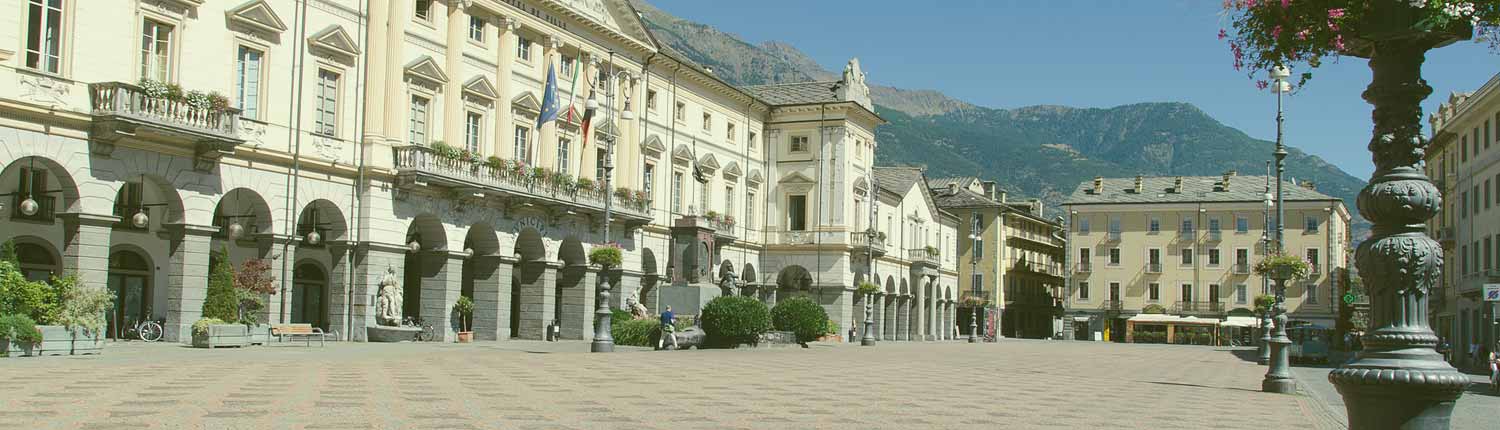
left=856, top=281, right=881, bottom=298
left=234, top=258, right=278, bottom=345
left=589, top=243, right=624, bottom=269
left=53, top=275, right=112, bottom=355
left=454, top=296, right=475, bottom=343
left=1254, top=253, right=1311, bottom=282
left=192, top=318, right=250, bottom=348
left=0, top=314, right=41, bottom=357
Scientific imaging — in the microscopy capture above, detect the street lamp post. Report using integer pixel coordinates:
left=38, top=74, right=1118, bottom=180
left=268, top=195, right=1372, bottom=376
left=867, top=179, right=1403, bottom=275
left=863, top=178, right=878, bottom=347
left=1259, top=164, right=1273, bottom=365
left=591, top=51, right=634, bottom=353
left=968, top=214, right=980, bottom=344
left=1261, top=65, right=1294, bottom=393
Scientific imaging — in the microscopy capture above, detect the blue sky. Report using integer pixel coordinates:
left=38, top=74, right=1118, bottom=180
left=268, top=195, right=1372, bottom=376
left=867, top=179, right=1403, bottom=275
left=644, top=0, right=1499, bottom=179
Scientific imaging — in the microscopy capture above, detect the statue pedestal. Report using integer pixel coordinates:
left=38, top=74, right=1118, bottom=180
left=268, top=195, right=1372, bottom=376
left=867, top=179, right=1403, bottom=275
left=366, top=325, right=421, bottom=342
left=657, top=282, right=722, bottom=317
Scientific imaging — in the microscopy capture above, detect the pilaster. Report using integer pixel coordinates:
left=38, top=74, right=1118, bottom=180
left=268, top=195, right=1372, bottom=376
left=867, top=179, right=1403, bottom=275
left=164, top=224, right=219, bottom=343
left=443, top=3, right=467, bottom=150
left=382, top=0, right=410, bottom=146
left=321, top=243, right=352, bottom=340
left=557, top=264, right=596, bottom=340
left=494, top=17, right=517, bottom=158
left=349, top=242, right=409, bottom=341
left=896, top=296, right=910, bottom=341
left=517, top=260, right=558, bottom=340
left=471, top=254, right=513, bottom=341
left=60, top=213, right=116, bottom=293
left=536, top=35, right=562, bottom=169
left=419, top=250, right=465, bottom=342
left=361, top=0, right=390, bottom=146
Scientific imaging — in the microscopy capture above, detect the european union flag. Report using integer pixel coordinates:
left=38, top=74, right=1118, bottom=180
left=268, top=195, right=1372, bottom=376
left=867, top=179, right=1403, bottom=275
left=536, top=63, right=561, bottom=129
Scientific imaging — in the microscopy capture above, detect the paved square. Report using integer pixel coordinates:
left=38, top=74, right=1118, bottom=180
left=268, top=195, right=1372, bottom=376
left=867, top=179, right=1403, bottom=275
left=1, top=340, right=1344, bottom=429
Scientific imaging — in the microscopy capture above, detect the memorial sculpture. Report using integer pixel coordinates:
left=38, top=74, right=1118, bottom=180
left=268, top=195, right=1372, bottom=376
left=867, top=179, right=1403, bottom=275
left=366, top=266, right=422, bottom=342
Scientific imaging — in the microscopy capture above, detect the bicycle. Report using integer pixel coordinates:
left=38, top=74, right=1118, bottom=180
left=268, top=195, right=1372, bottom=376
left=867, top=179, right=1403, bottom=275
left=123, top=317, right=165, bottom=342
left=403, top=316, right=434, bottom=342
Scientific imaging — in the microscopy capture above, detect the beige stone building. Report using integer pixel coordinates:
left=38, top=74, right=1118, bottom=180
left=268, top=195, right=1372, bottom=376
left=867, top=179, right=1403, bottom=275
left=930, top=177, right=1065, bottom=339
left=0, top=0, right=962, bottom=343
left=1061, top=174, right=1350, bottom=342
left=1426, top=71, right=1500, bottom=368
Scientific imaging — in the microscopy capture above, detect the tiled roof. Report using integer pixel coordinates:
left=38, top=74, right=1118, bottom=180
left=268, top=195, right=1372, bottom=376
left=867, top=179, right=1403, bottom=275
left=928, top=177, right=979, bottom=192
left=1063, top=175, right=1339, bottom=205
left=742, top=81, right=841, bottom=105
left=872, top=166, right=925, bottom=193
left=931, top=187, right=1001, bottom=208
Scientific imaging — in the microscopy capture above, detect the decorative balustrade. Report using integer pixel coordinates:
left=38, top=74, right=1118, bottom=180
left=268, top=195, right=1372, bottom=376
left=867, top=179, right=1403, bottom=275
left=907, top=247, right=941, bottom=266
left=850, top=231, right=888, bottom=255
left=88, top=82, right=242, bottom=142
left=391, top=145, right=651, bottom=220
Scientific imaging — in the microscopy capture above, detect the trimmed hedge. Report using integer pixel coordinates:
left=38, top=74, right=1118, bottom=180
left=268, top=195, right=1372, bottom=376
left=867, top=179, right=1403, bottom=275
left=771, top=296, right=828, bottom=343
left=701, top=295, right=770, bottom=347
left=612, top=318, right=660, bottom=347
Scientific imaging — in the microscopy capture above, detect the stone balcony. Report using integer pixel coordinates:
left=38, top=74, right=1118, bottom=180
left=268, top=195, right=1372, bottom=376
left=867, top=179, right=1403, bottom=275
left=1010, top=259, right=1063, bottom=279
left=1007, top=229, right=1064, bottom=248
left=850, top=231, right=888, bottom=256
left=1173, top=301, right=1225, bottom=317
left=87, top=82, right=244, bottom=169
left=906, top=247, right=941, bottom=268
left=392, top=145, right=651, bottom=225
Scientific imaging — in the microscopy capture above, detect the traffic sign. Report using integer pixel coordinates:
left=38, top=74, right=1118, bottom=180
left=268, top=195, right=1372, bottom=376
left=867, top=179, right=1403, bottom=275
left=1484, top=284, right=1500, bottom=302
left=1342, top=293, right=1356, bottom=304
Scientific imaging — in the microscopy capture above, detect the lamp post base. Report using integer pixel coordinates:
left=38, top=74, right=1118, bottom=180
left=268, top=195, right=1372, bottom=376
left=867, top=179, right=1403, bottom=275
left=1263, top=339, right=1295, bottom=393
left=590, top=340, right=614, bottom=353
left=1261, top=376, right=1296, bottom=394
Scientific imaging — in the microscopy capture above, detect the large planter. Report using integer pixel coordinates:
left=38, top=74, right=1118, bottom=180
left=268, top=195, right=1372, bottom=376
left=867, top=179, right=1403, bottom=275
left=3, top=339, right=36, bottom=357
left=71, top=329, right=103, bottom=355
left=248, top=324, right=271, bottom=345
left=365, top=325, right=421, bottom=342
left=192, top=324, right=250, bottom=349
left=35, top=325, right=72, bottom=356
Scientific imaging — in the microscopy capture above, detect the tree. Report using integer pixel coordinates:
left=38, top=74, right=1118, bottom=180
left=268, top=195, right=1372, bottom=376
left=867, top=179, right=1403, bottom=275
left=201, top=249, right=239, bottom=322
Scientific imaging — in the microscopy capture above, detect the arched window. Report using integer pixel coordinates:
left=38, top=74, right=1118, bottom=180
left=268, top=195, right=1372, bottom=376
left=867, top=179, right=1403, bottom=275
left=15, top=241, right=58, bottom=282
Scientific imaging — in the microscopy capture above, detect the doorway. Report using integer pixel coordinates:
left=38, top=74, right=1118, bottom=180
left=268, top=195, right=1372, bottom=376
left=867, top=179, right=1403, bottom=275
left=106, top=249, right=152, bottom=339
left=292, top=262, right=327, bottom=329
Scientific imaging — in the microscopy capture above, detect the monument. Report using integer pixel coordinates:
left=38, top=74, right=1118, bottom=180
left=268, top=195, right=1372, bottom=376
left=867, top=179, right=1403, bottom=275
left=366, top=266, right=422, bottom=342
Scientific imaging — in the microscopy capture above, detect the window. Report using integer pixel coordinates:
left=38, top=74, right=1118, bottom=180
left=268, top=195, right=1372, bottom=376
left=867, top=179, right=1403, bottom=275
left=408, top=95, right=430, bottom=145
left=1208, top=248, right=1220, bottom=266
left=1486, top=236, right=1493, bottom=272
left=1180, top=284, right=1193, bottom=302
left=1108, top=248, right=1121, bottom=265
left=24, top=0, right=66, bottom=74
left=1078, top=218, right=1091, bottom=234
left=1180, top=218, right=1194, bottom=234
left=1487, top=179, right=1493, bottom=210
left=560, top=55, right=576, bottom=78
left=1108, top=217, right=1121, bottom=235
left=746, top=190, right=756, bottom=228
left=1307, top=284, right=1319, bottom=304
left=1305, top=248, right=1319, bottom=272
left=697, top=181, right=708, bottom=215
left=596, top=148, right=608, bottom=182
left=1462, top=191, right=1469, bottom=218
left=642, top=163, right=655, bottom=198
left=469, top=16, right=484, bottom=42
left=1078, top=248, right=1090, bottom=268
left=516, top=35, right=531, bottom=61
left=1235, top=248, right=1249, bottom=268
left=1148, top=216, right=1160, bottom=233
left=113, top=181, right=145, bottom=223
left=1180, top=247, right=1193, bottom=266
left=674, top=101, right=685, bottom=122
left=1476, top=127, right=1483, bottom=156
left=787, top=195, right=807, bottom=230
left=1208, top=218, right=1221, bottom=233
left=1148, top=283, right=1160, bottom=302
left=1109, top=283, right=1121, bottom=301
left=1304, top=215, right=1319, bottom=233
left=556, top=138, right=570, bottom=174
left=1462, top=244, right=1469, bottom=274
left=725, top=186, right=735, bottom=219
left=646, top=90, right=657, bottom=111
left=1487, top=119, right=1493, bottom=150
left=312, top=70, right=339, bottom=136
left=235, top=46, right=264, bottom=120
left=1236, top=216, right=1249, bottom=233
left=1235, top=284, right=1247, bottom=304
left=790, top=136, right=809, bottom=153
left=1476, top=185, right=1482, bottom=215
left=972, top=273, right=983, bottom=295
left=1462, top=136, right=1469, bottom=163
left=726, top=123, right=736, bottom=143
left=465, top=112, right=482, bottom=154
left=513, top=126, right=530, bottom=162
left=972, top=214, right=985, bottom=258
left=141, top=19, right=174, bottom=82
left=597, top=68, right=612, bottom=93
left=749, top=131, right=758, bottom=149
left=1147, top=248, right=1162, bottom=269
left=671, top=172, right=684, bottom=213
left=1078, top=282, right=1090, bottom=300
left=702, top=112, right=712, bottom=132
left=414, top=0, right=432, bottom=22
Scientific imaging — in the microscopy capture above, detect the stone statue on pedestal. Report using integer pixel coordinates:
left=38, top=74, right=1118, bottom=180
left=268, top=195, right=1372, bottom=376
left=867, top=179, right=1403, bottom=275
left=627, top=288, right=648, bottom=320
left=376, top=266, right=403, bottom=326
left=718, top=271, right=738, bottom=297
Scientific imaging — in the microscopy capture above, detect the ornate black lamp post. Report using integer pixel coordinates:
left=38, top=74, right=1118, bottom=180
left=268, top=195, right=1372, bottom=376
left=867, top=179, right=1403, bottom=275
left=1328, top=4, right=1471, bottom=428
left=1259, top=171, right=1273, bottom=365
left=968, top=214, right=981, bottom=343
left=1262, top=65, right=1293, bottom=392
left=590, top=51, right=634, bottom=354
left=862, top=288, right=876, bottom=347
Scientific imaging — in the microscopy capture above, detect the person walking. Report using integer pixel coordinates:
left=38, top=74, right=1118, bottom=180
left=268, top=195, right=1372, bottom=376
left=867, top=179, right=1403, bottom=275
left=658, top=306, right=678, bottom=351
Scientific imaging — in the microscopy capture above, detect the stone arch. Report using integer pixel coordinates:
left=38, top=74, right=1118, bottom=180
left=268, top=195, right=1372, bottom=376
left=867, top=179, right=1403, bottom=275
left=558, top=236, right=586, bottom=266
left=297, top=199, right=348, bottom=244
left=110, top=173, right=186, bottom=227
left=106, top=245, right=155, bottom=339
left=212, top=188, right=274, bottom=237
left=900, top=278, right=910, bottom=295
left=777, top=265, right=813, bottom=290
left=741, top=262, right=756, bottom=284
left=640, top=248, right=658, bottom=275
left=718, top=259, right=735, bottom=280
left=9, top=235, right=60, bottom=281
left=885, top=275, right=896, bottom=293
left=0, top=155, right=83, bottom=216
left=404, top=213, right=447, bottom=251
left=514, top=227, right=546, bottom=262
left=290, top=259, right=331, bottom=330
left=463, top=222, right=500, bottom=256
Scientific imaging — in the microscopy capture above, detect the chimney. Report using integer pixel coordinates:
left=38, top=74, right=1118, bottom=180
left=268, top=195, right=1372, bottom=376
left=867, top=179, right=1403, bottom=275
left=998, top=189, right=1008, bottom=203
left=981, top=181, right=997, bottom=200
left=1092, top=176, right=1104, bottom=194
left=1300, top=180, right=1317, bottom=191
left=947, top=183, right=958, bottom=196
left=1173, top=176, right=1184, bottom=193
left=1222, top=171, right=1233, bottom=191
left=1133, top=175, right=1144, bottom=193
left=1028, top=198, right=1042, bottom=216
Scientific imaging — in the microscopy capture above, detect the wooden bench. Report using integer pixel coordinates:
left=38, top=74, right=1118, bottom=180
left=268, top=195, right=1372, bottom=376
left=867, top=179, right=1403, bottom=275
left=269, top=324, right=332, bottom=347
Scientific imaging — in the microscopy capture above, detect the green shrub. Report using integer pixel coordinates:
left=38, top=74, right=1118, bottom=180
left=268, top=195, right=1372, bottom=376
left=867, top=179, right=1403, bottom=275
left=770, top=296, right=828, bottom=343
left=0, top=261, right=60, bottom=324
left=611, top=309, right=633, bottom=323
left=202, top=249, right=239, bottom=322
left=0, top=314, right=41, bottom=345
left=589, top=245, right=623, bottom=268
left=612, top=318, right=660, bottom=347
left=192, top=318, right=227, bottom=336
left=53, top=275, right=112, bottom=335
left=701, top=295, right=770, bottom=347
left=826, top=319, right=840, bottom=336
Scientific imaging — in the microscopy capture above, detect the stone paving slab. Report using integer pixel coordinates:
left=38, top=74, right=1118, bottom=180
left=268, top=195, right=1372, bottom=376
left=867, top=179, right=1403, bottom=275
left=0, top=340, right=1340, bottom=429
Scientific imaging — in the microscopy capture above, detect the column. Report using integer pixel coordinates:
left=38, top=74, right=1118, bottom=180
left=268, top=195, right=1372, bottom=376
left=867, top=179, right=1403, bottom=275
left=536, top=36, right=562, bottom=169
left=896, top=296, right=910, bottom=341
left=493, top=17, right=516, bottom=158
left=557, top=264, right=595, bottom=340
left=947, top=302, right=956, bottom=340
left=323, top=245, right=352, bottom=340
left=913, top=290, right=925, bottom=341
left=419, top=251, right=465, bottom=342
left=871, top=293, right=884, bottom=341
left=471, top=255, right=513, bottom=341
left=349, top=243, right=409, bottom=342
left=884, top=295, right=897, bottom=340
left=517, top=260, right=558, bottom=340
left=164, top=225, right=218, bottom=343
left=61, top=214, right=115, bottom=295
left=382, top=0, right=409, bottom=146
left=442, top=2, right=468, bottom=150
left=361, top=0, right=389, bottom=147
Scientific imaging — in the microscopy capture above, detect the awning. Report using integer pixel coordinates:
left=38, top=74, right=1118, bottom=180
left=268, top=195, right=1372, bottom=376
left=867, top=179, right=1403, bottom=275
left=1219, top=316, right=1262, bottom=328
left=1127, top=314, right=1222, bottom=325
left=1072, top=316, right=1091, bottom=322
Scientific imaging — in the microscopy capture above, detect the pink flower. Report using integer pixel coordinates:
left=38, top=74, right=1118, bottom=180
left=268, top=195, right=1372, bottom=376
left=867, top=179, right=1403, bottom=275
left=1272, top=25, right=1283, bottom=39
left=1219, top=29, right=1228, bottom=40
left=1282, top=0, right=1290, bottom=7
left=1257, top=80, right=1270, bottom=90
left=1297, top=29, right=1311, bottom=40
left=1328, top=8, right=1345, bottom=18
left=1247, top=0, right=1257, bottom=7
left=1333, top=34, right=1346, bottom=50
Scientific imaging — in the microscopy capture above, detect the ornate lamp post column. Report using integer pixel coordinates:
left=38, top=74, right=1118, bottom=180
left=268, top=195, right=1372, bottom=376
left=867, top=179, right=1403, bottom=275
left=1329, top=6, right=1471, bottom=427
left=968, top=214, right=981, bottom=344
left=591, top=51, right=634, bottom=353
left=1259, top=173, right=1273, bottom=365
left=1263, top=269, right=1294, bottom=393
left=862, top=289, right=876, bottom=346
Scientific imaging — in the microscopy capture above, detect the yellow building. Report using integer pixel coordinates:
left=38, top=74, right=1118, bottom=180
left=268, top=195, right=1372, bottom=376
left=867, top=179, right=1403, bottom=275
left=1062, top=173, right=1350, bottom=342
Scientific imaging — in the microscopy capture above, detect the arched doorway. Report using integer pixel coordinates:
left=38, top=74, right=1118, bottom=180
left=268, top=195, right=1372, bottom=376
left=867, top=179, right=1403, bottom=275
left=106, top=249, right=152, bottom=340
left=291, top=262, right=328, bottom=329
left=512, top=227, right=546, bottom=339
left=403, top=214, right=446, bottom=323
left=463, top=223, right=500, bottom=340
left=555, top=236, right=587, bottom=340
left=640, top=248, right=659, bottom=312
left=13, top=240, right=60, bottom=282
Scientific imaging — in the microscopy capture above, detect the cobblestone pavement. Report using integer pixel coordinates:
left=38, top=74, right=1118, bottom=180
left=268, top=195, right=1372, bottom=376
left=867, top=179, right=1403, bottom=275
left=0, top=339, right=1341, bottom=430
left=1291, top=363, right=1499, bottom=430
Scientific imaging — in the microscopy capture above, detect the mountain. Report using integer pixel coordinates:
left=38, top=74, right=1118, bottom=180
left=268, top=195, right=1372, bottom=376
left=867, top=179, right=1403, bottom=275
left=629, top=0, right=1368, bottom=233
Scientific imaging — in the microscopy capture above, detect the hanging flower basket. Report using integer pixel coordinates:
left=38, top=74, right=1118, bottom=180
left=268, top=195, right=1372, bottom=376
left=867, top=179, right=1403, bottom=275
left=1253, top=254, right=1311, bottom=282
left=589, top=244, right=623, bottom=269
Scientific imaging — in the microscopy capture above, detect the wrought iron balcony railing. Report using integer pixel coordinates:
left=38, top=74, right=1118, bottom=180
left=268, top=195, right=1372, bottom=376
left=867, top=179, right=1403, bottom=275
left=9, top=194, right=56, bottom=223
left=1076, top=262, right=1092, bottom=273
left=392, top=146, right=651, bottom=221
left=1146, top=262, right=1162, bottom=274
left=1174, top=301, right=1225, bottom=316
left=1233, top=263, right=1251, bottom=274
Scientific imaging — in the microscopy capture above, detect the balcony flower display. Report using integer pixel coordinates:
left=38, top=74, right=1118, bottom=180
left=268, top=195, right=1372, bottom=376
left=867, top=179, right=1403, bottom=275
left=136, top=78, right=232, bottom=115
left=704, top=211, right=720, bottom=221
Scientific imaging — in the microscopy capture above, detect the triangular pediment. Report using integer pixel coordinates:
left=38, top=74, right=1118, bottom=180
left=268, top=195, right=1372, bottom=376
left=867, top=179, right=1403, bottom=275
left=227, top=0, right=288, bottom=34
left=595, top=120, right=619, bottom=137
left=307, top=25, right=359, bottom=58
left=698, top=153, right=720, bottom=171
left=747, top=168, right=764, bottom=184
left=512, top=92, right=541, bottom=113
left=853, top=176, right=869, bottom=192
left=779, top=172, right=815, bottom=184
left=463, top=76, right=498, bottom=100
left=721, top=161, right=742, bottom=178
left=641, top=134, right=665, bottom=156
left=404, top=56, right=449, bottom=85
left=672, top=143, right=693, bottom=163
